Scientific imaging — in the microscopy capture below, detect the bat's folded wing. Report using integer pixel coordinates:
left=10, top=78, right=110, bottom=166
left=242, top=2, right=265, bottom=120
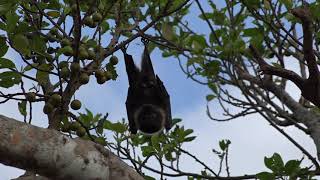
left=123, top=52, right=139, bottom=87
left=156, top=75, right=172, bottom=130
left=125, top=86, right=138, bottom=134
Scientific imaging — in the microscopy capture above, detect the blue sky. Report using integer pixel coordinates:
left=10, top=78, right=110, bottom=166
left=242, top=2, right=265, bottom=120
left=0, top=1, right=317, bottom=179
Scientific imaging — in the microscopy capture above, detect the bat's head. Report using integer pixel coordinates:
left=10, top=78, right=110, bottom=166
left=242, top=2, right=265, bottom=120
left=134, top=104, right=166, bottom=135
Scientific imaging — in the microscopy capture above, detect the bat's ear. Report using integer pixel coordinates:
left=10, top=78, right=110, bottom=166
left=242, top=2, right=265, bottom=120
left=141, top=46, right=156, bottom=79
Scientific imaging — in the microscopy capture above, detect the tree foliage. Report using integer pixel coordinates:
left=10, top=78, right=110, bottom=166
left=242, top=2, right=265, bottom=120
left=0, top=0, right=320, bottom=179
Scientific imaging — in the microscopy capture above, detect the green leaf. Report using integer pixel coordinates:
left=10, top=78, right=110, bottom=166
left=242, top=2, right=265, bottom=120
left=284, top=160, right=300, bottom=175
left=0, top=0, right=17, bottom=15
left=111, top=122, right=126, bottom=133
left=256, top=172, right=275, bottom=180
left=141, top=146, right=155, bottom=157
left=151, top=135, right=160, bottom=151
left=264, top=153, right=284, bottom=173
left=206, top=94, right=216, bottom=101
left=30, top=36, right=47, bottom=53
left=191, top=35, right=207, bottom=51
left=18, top=101, right=27, bottom=116
left=164, top=152, right=174, bottom=161
left=243, top=28, right=261, bottom=37
left=273, top=153, right=284, bottom=170
left=101, top=21, right=109, bottom=34
left=94, top=136, right=107, bottom=146
left=144, top=175, right=156, bottom=180
left=0, top=71, right=21, bottom=88
left=184, top=136, right=196, bottom=142
left=0, top=36, right=8, bottom=56
left=208, top=83, right=218, bottom=93
left=171, top=118, right=182, bottom=126
left=104, top=121, right=126, bottom=133
left=47, top=10, right=60, bottom=18
left=183, top=129, right=193, bottom=137
left=162, top=22, right=174, bottom=40
left=23, top=63, right=38, bottom=72
left=6, top=11, right=19, bottom=32
left=96, top=117, right=106, bottom=135
left=264, top=0, right=271, bottom=10
left=204, top=60, right=220, bottom=76
left=212, top=11, right=226, bottom=25
left=12, top=34, right=30, bottom=56
left=0, top=58, right=15, bottom=69
left=187, top=57, right=204, bottom=66
left=219, top=140, right=227, bottom=151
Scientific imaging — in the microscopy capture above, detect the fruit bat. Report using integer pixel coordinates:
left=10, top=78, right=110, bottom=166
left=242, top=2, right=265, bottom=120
left=122, top=45, right=172, bottom=135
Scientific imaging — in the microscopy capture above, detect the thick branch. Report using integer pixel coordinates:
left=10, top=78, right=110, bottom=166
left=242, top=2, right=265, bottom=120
left=291, top=7, right=319, bottom=78
left=0, top=115, right=144, bottom=180
left=249, top=45, right=305, bottom=89
left=249, top=45, right=320, bottom=107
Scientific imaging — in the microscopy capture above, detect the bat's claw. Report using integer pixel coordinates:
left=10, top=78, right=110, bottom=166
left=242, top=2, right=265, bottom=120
left=141, top=38, right=149, bottom=45
left=121, top=44, right=129, bottom=53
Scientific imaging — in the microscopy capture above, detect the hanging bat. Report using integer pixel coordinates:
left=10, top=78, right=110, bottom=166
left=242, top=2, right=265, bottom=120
left=122, top=46, right=172, bottom=135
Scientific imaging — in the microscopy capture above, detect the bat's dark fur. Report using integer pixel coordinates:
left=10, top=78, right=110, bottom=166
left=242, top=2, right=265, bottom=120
left=122, top=46, right=172, bottom=135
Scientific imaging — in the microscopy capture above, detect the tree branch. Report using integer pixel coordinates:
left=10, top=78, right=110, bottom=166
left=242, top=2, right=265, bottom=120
left=0, top=114, right=144, bottom=180
left=291, top=7, right=319, bottom=78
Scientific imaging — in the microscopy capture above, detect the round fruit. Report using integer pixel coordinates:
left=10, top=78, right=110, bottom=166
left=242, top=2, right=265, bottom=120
left=109, top=56, right=118, bottom=65
left=70, top=62, right=80, bottom=72
left=58, top=61, right=68, bottom=69
left=104, top=71, right=112, bottom=80
left=61, top=123, right=70, bottom=132
left=50, top=94, right=62, bottom=105
left=56, top=33, right=63, bottom=40
left=88, top=50, right=95, bottom=60
left=26, top=92, right=36, bottom=102
left=47, top=34, right=56, bottom=43
left=43, top=103, right=54, bottom=114
left=70, top=99, right=81, bottom=110
left=79, top=73, right=89, bottom=84
left=63, top=46, right=73, bottom=56
left=83, top=16, right=94, bottom=27
left=76, top=127, right=86, bottom=137
left=61, top=38, right=71, bottom=47
left=92, top=12, right=102, bottom=22
left=284, top=50, right=291, bottom=56
left=60, top=67, right=70, bottom=78
left=79, top=48, right=89, bottom=60
left=35, top=56, right=46, bottom=64
left=45, top=54, right=54, bottom=63
left=70, top=122, right=81, bottom=131
left=47, top=47, right=56, bottom=54
left=94, top=69, right=104, bottom=78
left=96, top=75, right=106, bottom=84
left=88, top=22, right=97, bottom=28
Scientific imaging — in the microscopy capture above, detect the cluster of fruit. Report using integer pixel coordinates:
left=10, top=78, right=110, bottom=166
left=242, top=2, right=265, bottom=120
left=61, top=121, right=86, bottom=137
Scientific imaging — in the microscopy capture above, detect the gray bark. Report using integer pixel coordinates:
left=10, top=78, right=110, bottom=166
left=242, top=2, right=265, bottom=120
left=0, top=114, right=144, bottom=180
